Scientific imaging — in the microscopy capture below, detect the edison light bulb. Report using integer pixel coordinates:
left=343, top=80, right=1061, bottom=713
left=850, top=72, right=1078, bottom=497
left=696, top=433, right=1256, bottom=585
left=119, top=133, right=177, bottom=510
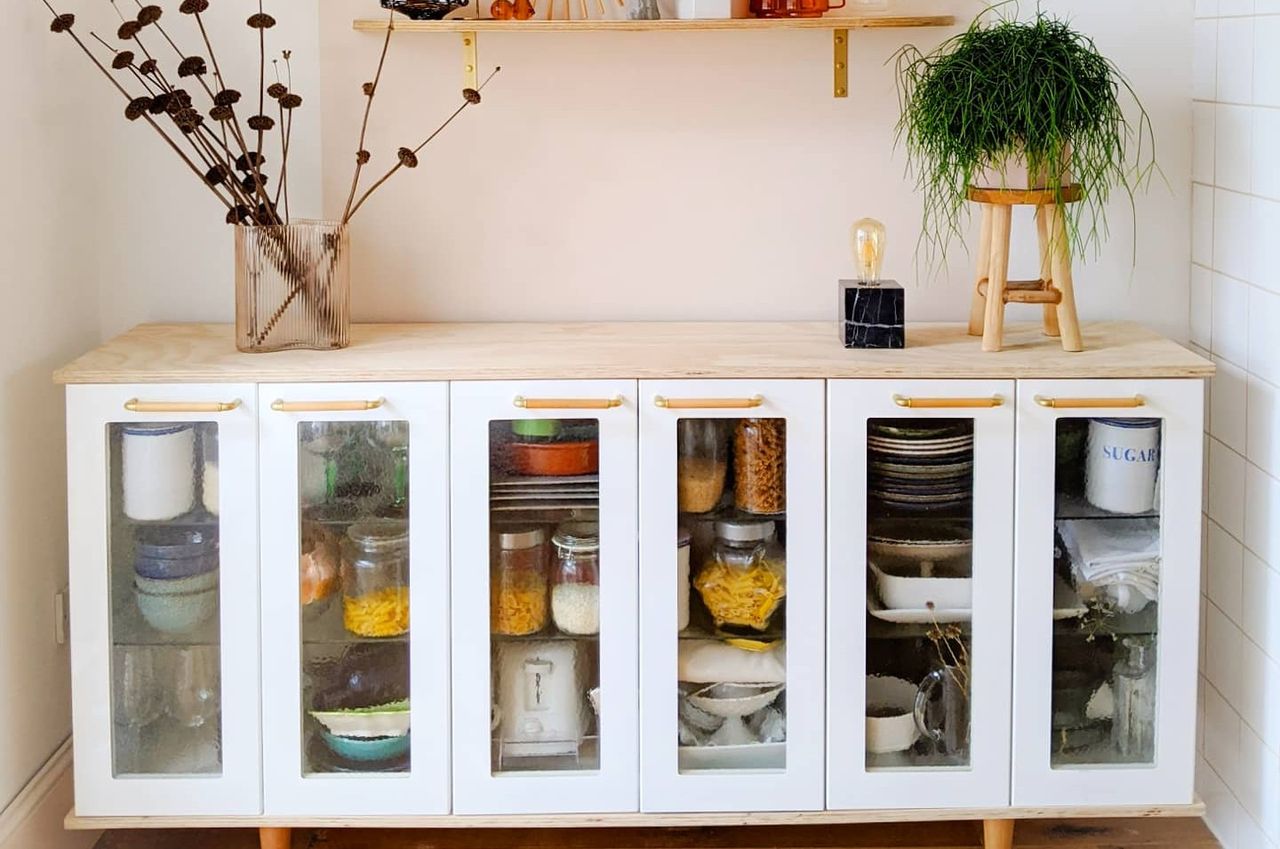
left=852, top=218, right=886, bottom=284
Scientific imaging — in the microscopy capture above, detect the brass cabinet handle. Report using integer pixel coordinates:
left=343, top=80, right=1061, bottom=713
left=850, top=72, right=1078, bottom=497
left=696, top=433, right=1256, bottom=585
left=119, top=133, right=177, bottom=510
left=1034, top=395, right=1146, bottom=410
left=654, top=395, right=765, bottom=410
left=271, top=399, right=385, bottom=413
left=513, top=396, right=624, bottom=410
left=124, top=399, right=242, bottom=414
left=893, top=395, right=1004, bottom=409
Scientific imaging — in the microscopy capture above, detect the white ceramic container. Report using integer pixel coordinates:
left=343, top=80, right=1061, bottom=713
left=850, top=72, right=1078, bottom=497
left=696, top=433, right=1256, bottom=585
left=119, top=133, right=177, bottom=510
left=122, top=424, right=196, bottom=521
left=1085, top=418, right=1161, bottom=514
left=866, top=675, right=920, bottom=755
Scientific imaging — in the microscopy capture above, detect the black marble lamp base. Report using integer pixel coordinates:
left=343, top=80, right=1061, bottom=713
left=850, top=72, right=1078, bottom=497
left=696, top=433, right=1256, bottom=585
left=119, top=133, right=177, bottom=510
left=840, top=279, right=905, bottom=349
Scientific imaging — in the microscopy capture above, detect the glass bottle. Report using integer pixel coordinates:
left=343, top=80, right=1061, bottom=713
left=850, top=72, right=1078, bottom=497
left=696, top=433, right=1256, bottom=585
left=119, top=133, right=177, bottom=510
left=734, top=419, right=786, bottom=515
left=677, top=420, right=728, bottom=514
left=695, top=519, right=786, bottom=632
left=1112, top=637, right=1157, bottom=762
left=551, top=522, right=600, bottom=636
left=342, top=519, right=410, bottom=638
left=491, top=526, right=550, bottom=636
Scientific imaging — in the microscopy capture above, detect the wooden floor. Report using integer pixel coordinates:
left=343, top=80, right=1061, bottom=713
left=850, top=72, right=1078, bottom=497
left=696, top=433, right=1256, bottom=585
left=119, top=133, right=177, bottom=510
left=94, top=818, right=1219, bottom=849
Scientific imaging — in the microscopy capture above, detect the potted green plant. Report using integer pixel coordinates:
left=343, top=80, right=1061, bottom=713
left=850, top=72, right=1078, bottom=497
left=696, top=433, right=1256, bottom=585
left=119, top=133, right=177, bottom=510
left=894, top=5, right=1157, bottom=266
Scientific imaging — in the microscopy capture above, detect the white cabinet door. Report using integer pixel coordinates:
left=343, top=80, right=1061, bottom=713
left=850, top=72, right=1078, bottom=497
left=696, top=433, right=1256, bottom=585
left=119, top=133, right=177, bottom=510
left=67, top=385, right=261, bottom=816
left=639, top=380, right=825, bottom=813
left=1012, top=379, right=1204, bottom=806
left=259, top=383, right=450, bottom=815
left=826, top=380, right=1014, bottom=810
left=450, top=380, right=639, bottom=814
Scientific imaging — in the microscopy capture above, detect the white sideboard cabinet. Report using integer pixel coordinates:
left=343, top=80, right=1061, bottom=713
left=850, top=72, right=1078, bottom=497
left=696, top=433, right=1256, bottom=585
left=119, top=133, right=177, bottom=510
left=56, top=322, right=1213, bottom=849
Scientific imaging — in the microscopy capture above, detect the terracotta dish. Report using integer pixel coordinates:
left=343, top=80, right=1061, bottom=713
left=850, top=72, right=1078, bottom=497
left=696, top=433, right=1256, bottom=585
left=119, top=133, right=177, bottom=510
left=508, top=441, right=599, bottom=477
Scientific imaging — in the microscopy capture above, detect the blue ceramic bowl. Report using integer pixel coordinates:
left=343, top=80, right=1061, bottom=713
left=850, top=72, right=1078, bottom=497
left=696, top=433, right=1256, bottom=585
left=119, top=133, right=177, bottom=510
left=135, top=527, right=218, bottom=560
left=135, top=553, right=219, bottom=580
left=320, top=730, right=411, bottom=763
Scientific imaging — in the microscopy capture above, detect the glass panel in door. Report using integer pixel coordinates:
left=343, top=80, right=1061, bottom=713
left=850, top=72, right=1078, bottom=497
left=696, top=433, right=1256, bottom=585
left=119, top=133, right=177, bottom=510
left=297, top=421, right=412, bottom=776
left=1051, top=417, right=1162, bottom=767
left=865, top=418, right=974, bottom=771
left=107, top=422, right=222, bottom=776
left=489, top=419, right=601, bottom=773
left=677, top=418, right=788, bottom=773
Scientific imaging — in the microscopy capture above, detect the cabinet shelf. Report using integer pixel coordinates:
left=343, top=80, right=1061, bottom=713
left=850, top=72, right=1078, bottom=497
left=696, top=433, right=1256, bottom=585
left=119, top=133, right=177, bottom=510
left=352, top=14, right=955, bottom=99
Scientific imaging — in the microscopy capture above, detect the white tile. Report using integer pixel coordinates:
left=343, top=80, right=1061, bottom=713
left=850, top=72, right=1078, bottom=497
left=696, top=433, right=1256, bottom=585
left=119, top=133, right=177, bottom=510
left=1218, top=105, right=1255, bottom=193
left=1200, top=753, right=1243, bottom=849
left=1196, top=0, right=1218, bottom=13
left=1240, top=638, right=1280, bottom=757
left=1257, top=0, right=1280, bottom=11
left=1215, top=357, right=1250, bottom=453
left=1208, top=601, right=1246, bottom=705
left=1217, top=189, right=1255, bottom=285
left=1219, top=0, right=1254, bottom=13
left=1197, top=19, right=1220, bottom=102
left=1205, top=513, right=1214, bottom=591
left=1242, top=549, right=1280, bottom=659
left=1196, top=102, right=1217, bottom=185
left=1252, top=198, right=1280, bottom=295
left=1200, top=673, right=1209, bottom=754
left=1237, top=721, right=1280, bottom=841
left=1195, top=183, right=1215, bottom=267
left=1209, top=518, right=1245, bottom=623
left=1246, top=463, right=1280, bottom=565
left=1254, top=111, right=1280, bottom=200
left=1219, top=17, right=1256, bottom=104
left=1255, top=16, right=1280, bottom=108
left=1194, top=264, right=1215, bottom=348
left=1215, top=272, right=1252, bottom=367
left=1250, top=286, right=1280, bottom=384
left=1211, top=437, right=1248, bottom=538
left=1247, top=375, right=1280, bottom=478
left=1236, top=815, right=1277, bottom=849
left=1206, top=680, right=1243, bottom=791
left=1203, top=592, right=1211, bottom=670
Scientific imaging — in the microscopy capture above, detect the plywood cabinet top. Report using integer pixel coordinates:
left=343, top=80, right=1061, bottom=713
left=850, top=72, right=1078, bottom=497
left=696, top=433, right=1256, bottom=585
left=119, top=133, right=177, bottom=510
left=54, top=321, right=1213, bottom=385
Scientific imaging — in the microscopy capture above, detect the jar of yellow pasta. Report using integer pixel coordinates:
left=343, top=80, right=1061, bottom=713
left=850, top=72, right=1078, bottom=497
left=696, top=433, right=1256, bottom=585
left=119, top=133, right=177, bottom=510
left=342, top=520, right=410, bottom=638
left=694, top=519, right=786, bottom=632
left=491, top=526, right=551, bottom=636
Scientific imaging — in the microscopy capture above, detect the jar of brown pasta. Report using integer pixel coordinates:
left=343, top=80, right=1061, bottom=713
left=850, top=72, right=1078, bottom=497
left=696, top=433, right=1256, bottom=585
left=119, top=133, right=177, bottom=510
left=491, top=526, right=550, bottom=636
left=734, top=418, right=786, bottom=515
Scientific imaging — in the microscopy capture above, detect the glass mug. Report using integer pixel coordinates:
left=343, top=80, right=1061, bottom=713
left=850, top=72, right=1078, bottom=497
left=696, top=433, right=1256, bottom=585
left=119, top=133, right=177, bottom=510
left=913, top=664, right=970, bottom=759
left=750, top=0, right=843, bottom=18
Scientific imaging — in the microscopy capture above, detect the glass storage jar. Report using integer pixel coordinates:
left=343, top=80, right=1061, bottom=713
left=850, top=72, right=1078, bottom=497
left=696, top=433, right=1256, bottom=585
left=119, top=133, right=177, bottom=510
left=677, top=527, right=692, bottom=632
left=678, top=420, right=729, bottom=514
left=491, top=526, right=550, bottom=636
left=694, top=519, right=786, bottom=632
left=734, top=419, right=786, bottom=515
left=551, top=522, right=601, bottom=636
left=342, top=519, right=410, bottom=638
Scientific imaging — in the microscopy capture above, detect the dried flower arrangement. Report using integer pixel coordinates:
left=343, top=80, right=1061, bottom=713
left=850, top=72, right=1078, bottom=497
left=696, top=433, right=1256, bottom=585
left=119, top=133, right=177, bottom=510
left=39, top=1, right=499, bottom=351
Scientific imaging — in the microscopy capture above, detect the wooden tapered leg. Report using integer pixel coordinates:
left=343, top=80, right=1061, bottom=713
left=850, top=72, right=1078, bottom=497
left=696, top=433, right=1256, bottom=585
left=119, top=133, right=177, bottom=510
left=260, top=827, right=292, bottom=849
left=969, top=203, right=994, bottom=337
left=1046, top=204, right=1084, bottom=352
left=1036, top=206, right=1061, bottom=338
left=982, top=204, right=1013, bottom=353
left=983, top=818, right=1016, bottom=849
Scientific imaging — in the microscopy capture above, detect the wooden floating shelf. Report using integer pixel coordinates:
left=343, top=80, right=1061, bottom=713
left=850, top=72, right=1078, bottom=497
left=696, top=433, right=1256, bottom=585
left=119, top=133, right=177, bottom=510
left=352, top=14, right=955, bottom=97
left=353, top=15, right=954, bottom=32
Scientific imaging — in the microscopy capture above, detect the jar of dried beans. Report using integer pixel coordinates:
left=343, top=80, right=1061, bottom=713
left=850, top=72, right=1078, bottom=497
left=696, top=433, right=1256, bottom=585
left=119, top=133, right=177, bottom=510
left=342, top=520, right=410, bottom=638
left=734, top=418, right=786, bottom=515
left=491, top=526, right=550, bottom=636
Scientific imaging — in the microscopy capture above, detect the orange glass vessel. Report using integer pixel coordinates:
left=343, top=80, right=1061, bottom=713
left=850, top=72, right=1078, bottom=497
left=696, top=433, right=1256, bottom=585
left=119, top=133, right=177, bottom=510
left=750, top=0, right=842, bottom=16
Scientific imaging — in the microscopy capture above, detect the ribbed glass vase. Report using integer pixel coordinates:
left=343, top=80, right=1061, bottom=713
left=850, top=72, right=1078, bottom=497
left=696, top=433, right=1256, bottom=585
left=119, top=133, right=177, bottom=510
left=235, top=221, right=351, bottom=353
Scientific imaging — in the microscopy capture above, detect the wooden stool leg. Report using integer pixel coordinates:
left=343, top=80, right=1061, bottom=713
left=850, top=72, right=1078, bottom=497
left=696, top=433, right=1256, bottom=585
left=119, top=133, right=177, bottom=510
left=1036, top=206, right=1061, bottom=338
left=969, top=203, right=994, bottom=337
left=1046, top=204, right=1083, bottom=352
left=260, top=827, right=292, bottom=849
left=982, top=205, right=1013, bottom=353
left=983, top=818, right=1016, bottom=849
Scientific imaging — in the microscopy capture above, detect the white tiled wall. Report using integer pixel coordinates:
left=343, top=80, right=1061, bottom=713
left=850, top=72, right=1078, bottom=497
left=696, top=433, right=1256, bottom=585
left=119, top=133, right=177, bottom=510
left=1194, top=4, right=1280, bottom=848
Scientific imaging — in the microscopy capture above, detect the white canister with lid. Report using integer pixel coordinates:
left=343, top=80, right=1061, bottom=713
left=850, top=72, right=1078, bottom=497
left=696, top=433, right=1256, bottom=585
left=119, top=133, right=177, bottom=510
left=1085, top=418, right=1162, bottom=515
left=678, top=527, right=692, bottom=632
left=122, top=424, right=197, bottom=521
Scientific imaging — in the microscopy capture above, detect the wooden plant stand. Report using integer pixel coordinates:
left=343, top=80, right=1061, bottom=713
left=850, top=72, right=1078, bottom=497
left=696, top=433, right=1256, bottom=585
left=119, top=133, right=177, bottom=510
left=966, top=185, right=1084, bottom=354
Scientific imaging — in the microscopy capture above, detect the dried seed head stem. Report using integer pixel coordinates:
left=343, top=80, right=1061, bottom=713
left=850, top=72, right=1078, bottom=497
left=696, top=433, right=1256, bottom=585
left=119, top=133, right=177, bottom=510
left=341, top=13, right=395, bottom=223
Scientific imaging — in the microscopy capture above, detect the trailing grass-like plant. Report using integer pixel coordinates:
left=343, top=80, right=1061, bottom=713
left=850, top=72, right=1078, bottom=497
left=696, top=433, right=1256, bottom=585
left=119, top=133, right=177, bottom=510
left=895, top=4, right=1157, bottom=269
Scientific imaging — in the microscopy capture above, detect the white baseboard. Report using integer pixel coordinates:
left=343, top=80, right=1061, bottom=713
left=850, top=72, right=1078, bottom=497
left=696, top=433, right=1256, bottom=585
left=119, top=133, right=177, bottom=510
left=0, top=740, right=100, bottom=849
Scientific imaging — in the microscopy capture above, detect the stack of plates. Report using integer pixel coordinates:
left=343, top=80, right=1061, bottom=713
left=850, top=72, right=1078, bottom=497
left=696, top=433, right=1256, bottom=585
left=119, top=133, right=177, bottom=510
left=490, top=474, right=600, bottom=516
left=868, top=421, right=974, bottom=513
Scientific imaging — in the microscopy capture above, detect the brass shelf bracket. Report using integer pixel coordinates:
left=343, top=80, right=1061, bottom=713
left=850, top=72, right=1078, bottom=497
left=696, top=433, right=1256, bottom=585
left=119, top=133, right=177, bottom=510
left=462, top=31, right=479, bottom=89
left=833, top=28, right=848, bottom=98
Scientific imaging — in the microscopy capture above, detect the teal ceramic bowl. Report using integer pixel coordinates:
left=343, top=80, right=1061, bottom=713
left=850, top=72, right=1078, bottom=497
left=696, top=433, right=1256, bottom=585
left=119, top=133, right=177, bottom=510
left=320, top=729, right=410, bottom=763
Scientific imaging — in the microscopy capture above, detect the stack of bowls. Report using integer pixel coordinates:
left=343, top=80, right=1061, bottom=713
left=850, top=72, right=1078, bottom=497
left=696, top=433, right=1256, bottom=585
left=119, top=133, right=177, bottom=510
left=134, top=528, right=219, bottom=634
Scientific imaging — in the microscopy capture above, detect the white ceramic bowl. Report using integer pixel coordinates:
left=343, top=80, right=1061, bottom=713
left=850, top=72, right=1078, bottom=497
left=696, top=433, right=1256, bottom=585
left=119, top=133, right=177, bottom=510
left=866, top=675, right=921, bottom=755
left=309, top=705, right=411, bottom=740
left=134, top=570, right=219, bottom=597
left=136, top=587, right=217, bottom=634
left=687, top=683, right=785, bottom=719
left=870, top=560, right=972, bottom=611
